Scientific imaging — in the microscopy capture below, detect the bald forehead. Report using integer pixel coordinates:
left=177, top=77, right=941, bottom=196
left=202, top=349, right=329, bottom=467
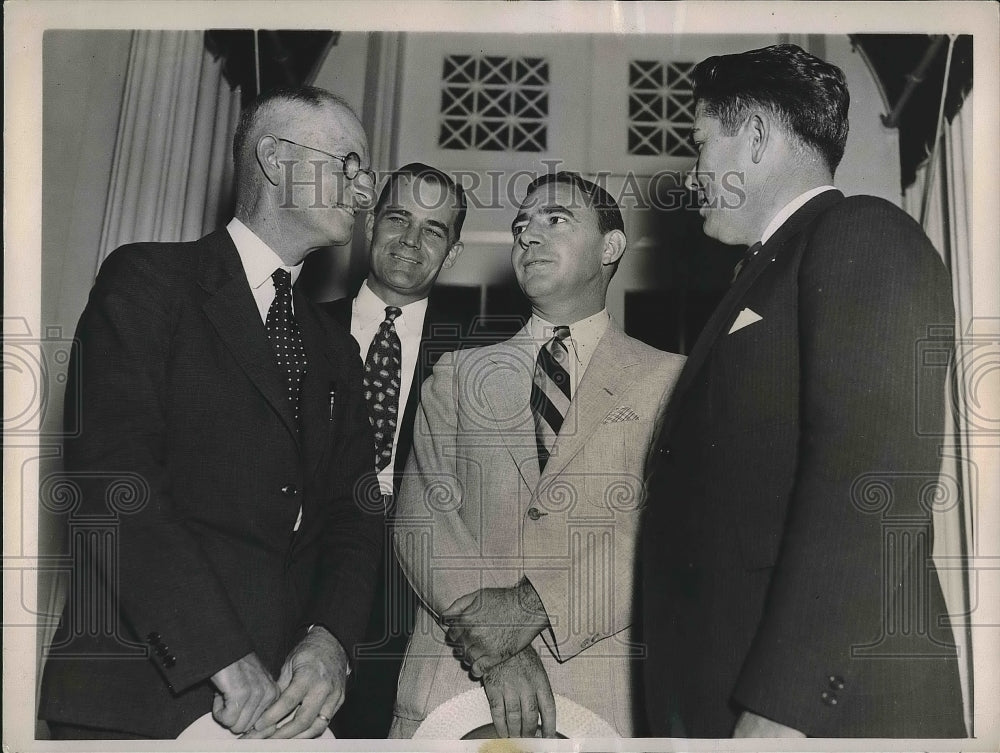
left=259, top=98, right=368, bottom=158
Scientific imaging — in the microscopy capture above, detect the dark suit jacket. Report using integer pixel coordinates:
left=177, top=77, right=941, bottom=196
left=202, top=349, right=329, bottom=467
left=323, top=293, right=463, bottom=495
left=38, top=229, right=382, bottom=738
left=641, top=191, right=966, bottom=737
left=320, top=292, right=473, bottom=737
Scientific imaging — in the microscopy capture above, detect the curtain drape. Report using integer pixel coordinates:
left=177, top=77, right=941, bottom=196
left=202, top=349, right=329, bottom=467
left=96, top=30, right=240, bottom=270
left=904, top=93, right=975, bottom=735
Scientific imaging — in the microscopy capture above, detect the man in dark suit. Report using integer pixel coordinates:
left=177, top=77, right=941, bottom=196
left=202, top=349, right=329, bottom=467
left=641, top=45, right=966, bottom=738
left=322, top=163, right=468, bottom=738
left=38, top=86, right=383, bottom=740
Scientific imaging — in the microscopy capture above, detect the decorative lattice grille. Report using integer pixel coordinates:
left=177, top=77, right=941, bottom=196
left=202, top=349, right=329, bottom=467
left=438, top=54, right=549, bottom=152
left=627, top=60, right=697, bottom=157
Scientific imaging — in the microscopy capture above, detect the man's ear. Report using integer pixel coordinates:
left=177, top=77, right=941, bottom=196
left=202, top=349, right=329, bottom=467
left=365, top=211, right=375, bottom=245
left=747, top=112, right=770, bottom=165
left=602, top=229, right=626, bottom=267
left=442, top=240, right=464, bottom=269
left=256, top=134, right=282, bottom=187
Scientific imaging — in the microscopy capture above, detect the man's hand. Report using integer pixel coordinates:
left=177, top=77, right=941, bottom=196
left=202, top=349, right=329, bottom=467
left=442, top=579, right=549, bottom=678
left=482, top=645, right=557, bottom=738
left=210, top=652, right=280, bottom=735
left=733, top=710, right=806, bottom=737
left=241, top=625, right=349, bottom=739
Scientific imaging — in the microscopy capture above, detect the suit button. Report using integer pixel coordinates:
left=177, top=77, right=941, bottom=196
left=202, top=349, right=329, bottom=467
left=828, top=675, right=845, bottom=690
left=527, top=507, right=547, bottom=521
left=820, top=690, right=838, bottom=706
left=658, top=444, right=672, bottom=458
left=281, top=484, right=298, bottom=497
left=146, top=632, right=161, bottom=644
left=162, top=655, right=177, bottom=668
left=155, top=645, right=170, bottom=656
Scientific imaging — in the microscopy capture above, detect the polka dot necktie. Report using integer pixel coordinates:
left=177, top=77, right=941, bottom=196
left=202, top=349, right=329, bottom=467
left=530, top=326, right=571, bottom=472
left=265, top=268, right=308, bottom=423
left=363, top=306, right=403, bottom=472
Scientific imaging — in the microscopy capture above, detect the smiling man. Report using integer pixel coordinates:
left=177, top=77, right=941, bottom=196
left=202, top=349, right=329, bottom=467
left=38, top=86, right=383, bottom=740
left=641, top=44, right=965, bottom=738
left=322, top=163, right=467, bottom=738
left=390, top=172, right=685, bottom=738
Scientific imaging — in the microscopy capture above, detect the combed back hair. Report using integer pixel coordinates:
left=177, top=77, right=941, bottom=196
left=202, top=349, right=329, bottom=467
left=374, top=163, right=468, bottom=242
left=692, top=44, right=850, bottom=174
left=523, top=171, right=625, bottom=236
left=232, top=85, right=354, bottom=193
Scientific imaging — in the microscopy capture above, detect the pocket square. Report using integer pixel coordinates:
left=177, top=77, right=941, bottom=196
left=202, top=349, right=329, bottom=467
left=728, top=307, right=763, bottom=334
left=603, top=406, right=640, bottom=423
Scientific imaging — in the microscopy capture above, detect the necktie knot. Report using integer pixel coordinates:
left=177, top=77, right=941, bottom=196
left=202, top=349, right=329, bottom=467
left=731, top=243, right=763, bottom=283
left=384, top=306, right=402, bottom=324
left=548, top=326, right=570, bottom=363
left=271, top=267, right=292, bottom=292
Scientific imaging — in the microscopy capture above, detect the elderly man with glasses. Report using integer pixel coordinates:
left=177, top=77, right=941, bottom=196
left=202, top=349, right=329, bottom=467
left=39, top=86, right=383, bottom=740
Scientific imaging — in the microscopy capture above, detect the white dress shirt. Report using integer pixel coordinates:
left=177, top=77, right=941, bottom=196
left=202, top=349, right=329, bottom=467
left=349, top=281, right=429, bottom=495
left=529, top=309, right=611, bottom=394
left=759, top=185, right=838, bottom=245
left=227, top=217, right=303, bottom=322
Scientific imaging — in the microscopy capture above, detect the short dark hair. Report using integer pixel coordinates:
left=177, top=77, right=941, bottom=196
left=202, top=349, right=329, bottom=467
left=373, top=163, right=467, bottom=242
left=232, top=85, right=353, bottom=189
left=692, top=44, right=850, bottom=173
left=522, top=171, right=625, bottom=236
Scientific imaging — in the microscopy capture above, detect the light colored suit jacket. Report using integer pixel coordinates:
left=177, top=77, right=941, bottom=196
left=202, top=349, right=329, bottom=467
left=392, top=320, right=684, bottom=736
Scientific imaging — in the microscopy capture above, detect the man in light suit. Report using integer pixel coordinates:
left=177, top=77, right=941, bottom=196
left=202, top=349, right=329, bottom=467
left=38, top=86, right=383, bottom=739
left=322, top=163, right=470, bottom=738
left=390, top=172, right=685, bottom=738
left=641, top=45, right=966, bottom=737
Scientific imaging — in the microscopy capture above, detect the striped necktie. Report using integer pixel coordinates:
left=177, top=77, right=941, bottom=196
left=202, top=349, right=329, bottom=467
left=531, top=326, right=571, bottom=472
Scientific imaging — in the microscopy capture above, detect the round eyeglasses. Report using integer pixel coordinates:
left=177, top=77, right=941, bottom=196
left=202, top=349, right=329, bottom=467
left=275, top=136, right=375, bottom=183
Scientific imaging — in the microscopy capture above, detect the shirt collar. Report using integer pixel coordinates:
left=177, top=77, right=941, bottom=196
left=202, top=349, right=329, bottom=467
left=529, top=309, right=610, bottom=365
left=353, top=280, right=429, bottom=336
left=227, top=217, right=303, bottom=290
left=760, top=185, right=837, bottom=245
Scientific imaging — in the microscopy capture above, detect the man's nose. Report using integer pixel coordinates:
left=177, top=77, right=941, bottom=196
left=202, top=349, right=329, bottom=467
left=517, top=224, right=541, bottom=248
left=684, top=166, right=701, bottom=192
left=401, top=223, right=421, bottom=247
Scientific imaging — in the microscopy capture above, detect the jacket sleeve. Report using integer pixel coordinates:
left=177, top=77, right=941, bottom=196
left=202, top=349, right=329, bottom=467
left=731, top=198, right=956, bottom=735
left=65, top=247, right=254, bottom=693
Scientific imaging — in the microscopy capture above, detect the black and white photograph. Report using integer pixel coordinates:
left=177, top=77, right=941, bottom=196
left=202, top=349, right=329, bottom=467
left=4, top=1, right=999, bottom=749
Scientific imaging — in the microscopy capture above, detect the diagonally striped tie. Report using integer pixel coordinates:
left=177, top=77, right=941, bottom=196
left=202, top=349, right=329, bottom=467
left=530, top=326, right=572, bottom=472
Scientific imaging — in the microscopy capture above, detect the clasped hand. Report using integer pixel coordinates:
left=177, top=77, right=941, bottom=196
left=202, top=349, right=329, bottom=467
left=482, top=645, right=557, bottom=738
left=441, top=580, right=549, bottom=678
left=211, top=625, right=348, bottom=738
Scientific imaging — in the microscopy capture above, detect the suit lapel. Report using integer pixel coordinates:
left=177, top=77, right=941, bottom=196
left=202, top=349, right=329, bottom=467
left=666, top=190, right=845, bottom=412
left=539, top=323, right=636, bottom=483
left=198, top=231, right=300, bottom=443
left=295, top=291, right=340, bottom=482
left=482, top=327, right=541, bottom=491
